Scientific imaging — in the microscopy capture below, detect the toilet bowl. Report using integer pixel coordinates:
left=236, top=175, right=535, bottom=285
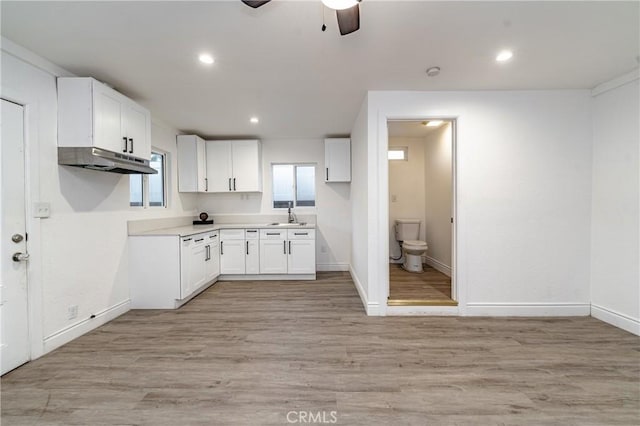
left=402, top=240, right=428, bottom=273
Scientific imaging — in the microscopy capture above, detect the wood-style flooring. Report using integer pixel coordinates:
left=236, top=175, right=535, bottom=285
left=389, top=262, right=453, bottom=302
left=2, top=272, right=639, bottom=425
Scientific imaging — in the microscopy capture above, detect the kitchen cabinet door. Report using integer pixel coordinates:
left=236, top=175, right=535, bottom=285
left=220, top=239, right=246, bottom=274
left=93, top=83, right=125, bottom=154
left=324, top=138, right=351, bottom=182
left=259, top=239, right=288, bottom=274
left=205, top=141, right=233, bottom=192
left=177, top=135, right=207, bottom=192
left=180, top=236, right=207, bottom=299
left=231, top=140, right=262, bottom=192
left=288, top=239, right=316, bottom=274
left=123, top=102, right=151, bottom=161
left=245, top=240, right=260, bottom=275
left=205, top=233, right=220, bottom=281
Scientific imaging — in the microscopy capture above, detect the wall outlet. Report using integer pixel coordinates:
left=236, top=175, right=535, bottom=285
left=68, top=305, right=78, bottom=320
left=391, top=195, right=397, bottom=202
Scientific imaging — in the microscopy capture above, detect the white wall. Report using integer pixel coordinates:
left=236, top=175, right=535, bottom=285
left=1, top=43, right=198, bottom=356
left=197, top=138, right=351, bottom=271
left=359, top=90, right=593, bottom=316
left=388, top=137, right=426, bottom=259
left=423, top=123, right=453, bottom=270
left=590, top=72, right=640, bottom=335
left=350, top=95, right=371, bottom=306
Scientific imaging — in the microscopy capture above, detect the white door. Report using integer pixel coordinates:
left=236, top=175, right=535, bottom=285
left=245, top=240, right=259, bottom=275
left=205, top=141, right=232, bottom=192
left=123, top=103, right=150, bottom=160
left=288, top=240, right=316, bottom=274
left=219, top=239, right=245, bottom=274
left=1, top=99, right=30, bottom=375
left=93, top=83, right=125, bottom=154
left=231, top=140, right=261, bottom=192
left=259, top=239, right=288, bottom=274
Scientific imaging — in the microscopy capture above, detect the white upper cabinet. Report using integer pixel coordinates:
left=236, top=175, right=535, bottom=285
left=177, top=135, right=207, bottom=192
left=324, top=138, right=351, bottom=183
left=205, top=140, right=262, bottom=193
left=58, top=77, right=151, bottom=160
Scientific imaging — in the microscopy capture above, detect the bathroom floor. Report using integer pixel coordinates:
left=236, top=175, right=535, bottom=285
left=388, top=263, right=453, bottom=302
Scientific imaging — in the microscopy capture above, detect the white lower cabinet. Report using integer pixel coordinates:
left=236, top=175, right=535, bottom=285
left=259, top=229, right=316, bottom=275
left=220, top=238, right=246, bottom=274
left=130, top=231, right=219, bottom=309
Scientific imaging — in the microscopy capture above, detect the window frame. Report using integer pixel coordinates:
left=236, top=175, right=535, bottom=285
left=388, top=146, right=408, bottom=161
left=271, top=163, right=317, bottom=210
left=129, top=148, right=168, bottom=209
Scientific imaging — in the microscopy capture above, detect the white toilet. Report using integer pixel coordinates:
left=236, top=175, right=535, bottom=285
left=394, top=219, right=428, bottom=273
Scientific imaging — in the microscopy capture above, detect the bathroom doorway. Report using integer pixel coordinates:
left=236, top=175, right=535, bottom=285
left=387, top=119, right=456, bottom=305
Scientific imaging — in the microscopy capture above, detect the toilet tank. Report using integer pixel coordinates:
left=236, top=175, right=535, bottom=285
left=394, top=219, right=421, bottom=241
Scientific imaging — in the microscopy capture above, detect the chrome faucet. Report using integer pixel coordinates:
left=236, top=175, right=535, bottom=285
left=288, top=202, right=297, bottom=223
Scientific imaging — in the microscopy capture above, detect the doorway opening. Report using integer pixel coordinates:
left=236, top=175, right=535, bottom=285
left=386, top=118, right=457, bottom=306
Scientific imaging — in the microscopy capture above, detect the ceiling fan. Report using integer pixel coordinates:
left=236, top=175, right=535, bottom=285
left=241, top=0, right=362, bottom=36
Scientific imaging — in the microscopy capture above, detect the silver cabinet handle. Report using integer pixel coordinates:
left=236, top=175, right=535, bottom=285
left=288, top=241, right=291, bottom=254
left=326, top=168, right=329, bottom=181
left=122, top=137, right=128, bottom=153
left=129, top=138, right=134, bottom=154
left=246, top=240, right=249, bottom=255
left=233, top=178, right=236, bottom=191
left=294, top=232, right=308, bottom=236
left=228, top=178, right=232, bottom=191
left=205, top=178, right=208, bottom=192
left=220, top=241, right=223, bottom=255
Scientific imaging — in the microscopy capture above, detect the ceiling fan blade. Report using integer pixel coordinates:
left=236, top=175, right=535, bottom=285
left=241, top=0, right=271, bottom=8
left=336, top=4, right=360, bottom=35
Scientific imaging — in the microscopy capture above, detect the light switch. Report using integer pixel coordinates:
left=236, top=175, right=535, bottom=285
left=33, top=202, right=51, bottom=218
left=391, top=195, right=397, bottom=202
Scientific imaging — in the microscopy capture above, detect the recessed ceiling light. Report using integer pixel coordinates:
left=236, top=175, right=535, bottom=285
left=424, top=120, right=443, bottom=127
left=198, top=53, right=215, bottom=65
left=250, top=117, right=259, bottom=124
left=496, top=50, right=513, bottom=62
left=322, top=0, right=359, bottom=10
left=426, top=66, right=441, bottom=77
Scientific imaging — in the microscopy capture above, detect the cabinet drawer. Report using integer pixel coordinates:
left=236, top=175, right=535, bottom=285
left=206, top=232, right=219, bottom=246
left=287, top=229, right=315, bottom=240
left=220, top=229, right=245, bottom=240
left=260, top=229, right=287, bottom=240
left=245, top=229, right=259, bottom=240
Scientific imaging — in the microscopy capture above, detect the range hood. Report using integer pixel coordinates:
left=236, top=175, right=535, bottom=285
left=58, top=147, right=157, bottom=175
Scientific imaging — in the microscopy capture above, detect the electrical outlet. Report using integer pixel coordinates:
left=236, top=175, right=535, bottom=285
left=391, top=195, right=397, bottom=202
left=33, top=202, right=51, bottom=218
left=68, top=305, right=78, bottom=320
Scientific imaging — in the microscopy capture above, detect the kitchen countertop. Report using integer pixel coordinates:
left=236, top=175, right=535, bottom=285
left=129, top=222, right=316, bottom=237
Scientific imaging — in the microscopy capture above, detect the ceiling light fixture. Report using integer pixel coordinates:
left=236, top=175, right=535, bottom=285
left=250, top=117, right=259, bottom=124
left=321, top=0, right=359, bottom=10
left=424, top=120, right=443, bottom=127
left=496, top=50, right=513, bottom=62
left=426, top=66, right=441, bottom=77
left=198, top=53, right=215, bottom=65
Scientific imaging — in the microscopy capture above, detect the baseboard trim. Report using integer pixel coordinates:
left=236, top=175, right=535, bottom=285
left=465, top=302, right=590, bottom=316
left=316, top=263, right=349, bottom=272
left=219, top=274, right=315, bottom=281
left=386, top=305, right=459, bottom=316
left=43, top=299, right=130, bottom=354
left=423, top=256, right=452, bottom=277
left=591, top=304, right=640, bottom=336
left=349, top=265, right=380, bottom=316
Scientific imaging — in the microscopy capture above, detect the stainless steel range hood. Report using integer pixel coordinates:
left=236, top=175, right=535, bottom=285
left=58, top=147, right=157, bottom=175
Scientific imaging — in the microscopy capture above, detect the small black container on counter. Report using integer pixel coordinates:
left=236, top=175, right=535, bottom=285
left=193, top=212, right=213, bottom=225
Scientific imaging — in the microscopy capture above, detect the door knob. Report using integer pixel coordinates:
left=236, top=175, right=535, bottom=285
left=12, top=252, right=30, bottom=262
left=11, top=234, right=24, bottom=243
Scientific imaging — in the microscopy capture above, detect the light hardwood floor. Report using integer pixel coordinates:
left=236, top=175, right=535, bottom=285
left=389, top=262, right=453, bottom=302
left=2, top=273, right=639, bottom=425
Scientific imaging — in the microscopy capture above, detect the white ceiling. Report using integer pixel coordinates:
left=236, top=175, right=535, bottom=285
left=2, top=1, right=638, bottom=139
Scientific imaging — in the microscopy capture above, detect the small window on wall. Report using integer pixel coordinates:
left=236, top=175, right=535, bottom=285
left=388, top=146, right=408, bottom=161
left=272, top=164, right=316, bottom=208
left=130, top=151, right=167, bottom=208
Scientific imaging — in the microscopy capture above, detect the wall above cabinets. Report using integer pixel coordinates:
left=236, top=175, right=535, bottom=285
left=177, top=136, right=262, bottom=193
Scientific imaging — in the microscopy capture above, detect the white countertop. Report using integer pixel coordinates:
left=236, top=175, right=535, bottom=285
left=129, top=222, right=316, bottom=237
